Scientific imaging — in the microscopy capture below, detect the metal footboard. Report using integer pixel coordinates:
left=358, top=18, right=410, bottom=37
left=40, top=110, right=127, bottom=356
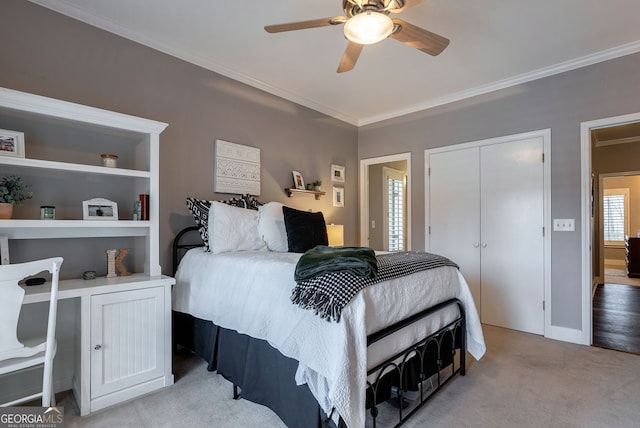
left=366, top=298, right=466, bottom=427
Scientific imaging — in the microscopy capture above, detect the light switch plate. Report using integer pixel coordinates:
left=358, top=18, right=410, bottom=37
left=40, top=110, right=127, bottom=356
left=553, top=219, right=575, bottom=231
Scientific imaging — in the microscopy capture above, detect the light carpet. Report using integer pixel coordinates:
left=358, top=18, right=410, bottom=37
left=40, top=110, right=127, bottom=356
left=60, top=324, right=640, bottom=427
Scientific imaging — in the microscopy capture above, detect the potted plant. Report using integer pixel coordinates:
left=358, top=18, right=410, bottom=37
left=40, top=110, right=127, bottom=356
left=0, top=175, right=33, bottom=219
left=313, top=180, right=322, bottom=192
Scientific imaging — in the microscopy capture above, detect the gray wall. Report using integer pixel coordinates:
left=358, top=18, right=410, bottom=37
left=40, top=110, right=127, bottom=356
left=0, top=0, right=358, bottom=274
left=358, top=52, right=640, bottom=330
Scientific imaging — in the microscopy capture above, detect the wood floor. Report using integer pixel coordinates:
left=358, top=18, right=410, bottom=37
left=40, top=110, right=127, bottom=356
left=593, top=282, right=640, bottom=354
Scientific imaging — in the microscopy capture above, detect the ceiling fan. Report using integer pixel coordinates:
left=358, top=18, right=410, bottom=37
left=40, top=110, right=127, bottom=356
left=264, top=0, right=449, bottom=73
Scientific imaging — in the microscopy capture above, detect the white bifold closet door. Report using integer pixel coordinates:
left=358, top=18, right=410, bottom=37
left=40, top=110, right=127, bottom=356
left=428, top=136, right=544, bottom=335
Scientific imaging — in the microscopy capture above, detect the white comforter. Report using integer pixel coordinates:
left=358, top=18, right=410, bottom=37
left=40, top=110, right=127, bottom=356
left=172, top=248, right=486, bottom=428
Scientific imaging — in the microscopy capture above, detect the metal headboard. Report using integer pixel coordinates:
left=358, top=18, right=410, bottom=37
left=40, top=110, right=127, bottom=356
left=172, top=226, right=205, bottom=276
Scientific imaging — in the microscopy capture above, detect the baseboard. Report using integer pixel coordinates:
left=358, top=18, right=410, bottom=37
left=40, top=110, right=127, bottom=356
left=605, top=258, right=626, bottom=267
left=545, top=325, right=584, bottom=345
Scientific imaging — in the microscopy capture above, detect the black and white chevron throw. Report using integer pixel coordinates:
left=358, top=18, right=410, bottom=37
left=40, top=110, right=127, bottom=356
left=291, top=251, right=459, bottom=322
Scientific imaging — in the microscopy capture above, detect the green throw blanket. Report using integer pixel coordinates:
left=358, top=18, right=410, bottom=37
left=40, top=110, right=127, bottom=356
left=294, top=245, right=378, bottom=282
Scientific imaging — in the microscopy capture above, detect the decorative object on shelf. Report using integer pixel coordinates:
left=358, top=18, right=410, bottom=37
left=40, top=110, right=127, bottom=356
left=139, top=194, right=149, bottom=220
left=82, top=270, right=97, bottom=280
left=292, top=170, right=305, bottom=190
left=83, top=198, right=118, bottom=220
left=100, top=153, right=118, bottom=168
left=326, top=224, right=344, bottom=247
left=40, top=206, right=55, bottom=220
left=115, top=248, right=131, bottom=276
left=214, top=139, right=261, bottom=195
left=333, top=186, right=345, bottom=207
left=105, top=249, right=117, bottom=278
left=0, top=236, right=8, bottom=265
left=0, top=175, right=33, bottom=219
left=331, top=164, right=345, bottom=182
left=313, top=180, right=322, bottom=191
left=133, top=199, right=142, bottom=220
left=0, top=128, right=25, bottom=158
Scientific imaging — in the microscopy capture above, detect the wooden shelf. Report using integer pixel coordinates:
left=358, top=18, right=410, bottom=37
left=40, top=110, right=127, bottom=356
left=285, top=188, right=326, bottom=200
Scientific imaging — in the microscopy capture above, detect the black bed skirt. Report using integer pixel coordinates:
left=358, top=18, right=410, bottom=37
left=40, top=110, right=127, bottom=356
left=173, top=310, right=463, bottom=428
left=173, top=311, right=333, bottom=428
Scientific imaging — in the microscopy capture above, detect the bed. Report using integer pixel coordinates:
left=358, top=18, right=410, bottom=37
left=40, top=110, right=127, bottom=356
left=171, top=195, right=486, bottom=427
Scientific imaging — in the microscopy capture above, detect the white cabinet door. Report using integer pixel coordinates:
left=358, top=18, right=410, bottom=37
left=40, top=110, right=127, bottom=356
left=428, top=136, right=545, bottom=335
left=480, top=137, right=544, bottom=334
left=90, top=287, right=165, bottom=399
left=428, top=147, right=481, bottom=310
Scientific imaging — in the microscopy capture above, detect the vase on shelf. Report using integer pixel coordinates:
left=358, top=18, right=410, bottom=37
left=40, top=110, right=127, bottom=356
left=0, top=203, right=13, bottom=219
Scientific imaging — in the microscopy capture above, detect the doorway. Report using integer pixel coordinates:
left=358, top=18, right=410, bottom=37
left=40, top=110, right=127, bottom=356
left=580, top=112, right=640, bottom=347
left=359, top=153, right=411, bottom=250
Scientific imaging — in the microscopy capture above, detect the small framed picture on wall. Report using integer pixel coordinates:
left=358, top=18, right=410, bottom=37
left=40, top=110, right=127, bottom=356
left=331, top=164, right=345, bottom=182
left=292, top=170, right=305, bottom=190
left=333, top=186, right=344, bottom=207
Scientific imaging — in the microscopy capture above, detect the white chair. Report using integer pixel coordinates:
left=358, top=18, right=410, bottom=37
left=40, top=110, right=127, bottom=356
left=0, top=257, right=63, bottom=407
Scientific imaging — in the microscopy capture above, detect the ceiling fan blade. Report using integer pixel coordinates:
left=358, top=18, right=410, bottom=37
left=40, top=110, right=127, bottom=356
left=265, top=16, right=346, bottom=33
left=389, top=0, right=426, bottom=13
left=337, top=42, right=364, bottom=73
left=390, top=18, right=449, bottom=55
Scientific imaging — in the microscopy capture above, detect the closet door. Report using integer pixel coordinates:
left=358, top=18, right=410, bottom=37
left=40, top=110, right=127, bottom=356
left=480, top=137, right=544, bottom=334
left=428, top=147, right=481, bottom=310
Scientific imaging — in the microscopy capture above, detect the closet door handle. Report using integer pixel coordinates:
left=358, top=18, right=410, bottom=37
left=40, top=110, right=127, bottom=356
left=473, top=242, right=480, bottom=248
left=481, top=242, right=487, bottom=248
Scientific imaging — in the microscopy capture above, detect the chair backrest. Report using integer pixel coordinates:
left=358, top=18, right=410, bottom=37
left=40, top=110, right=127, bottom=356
left=0, top=257, right=63, bottom=358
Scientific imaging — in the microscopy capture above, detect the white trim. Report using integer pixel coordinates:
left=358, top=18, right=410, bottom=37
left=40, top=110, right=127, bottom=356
left=425, top=129, right=551, bottom=337
left=359, top=153, right=411, bottom=249
left=580, top=111, right=640, bottom=345
left=545, top=325, right=584, bottom=345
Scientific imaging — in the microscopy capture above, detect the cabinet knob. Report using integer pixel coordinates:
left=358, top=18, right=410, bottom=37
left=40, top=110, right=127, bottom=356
left=481, top=242, right=487, bottom=248
left=473, top=242, right=480, bottom=248
left=94, top=344, right=102, bottom=351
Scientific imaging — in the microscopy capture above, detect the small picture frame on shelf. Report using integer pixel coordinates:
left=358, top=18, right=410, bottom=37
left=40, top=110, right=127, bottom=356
left=292, top=170, right=305, bottom=190
left=333, top=186, right=344, bottom=208
left=0, top=129, right=25, bottom=158
left=83, top=198, right=119, bottom=220
left=331, top=164, right=345, bottom=182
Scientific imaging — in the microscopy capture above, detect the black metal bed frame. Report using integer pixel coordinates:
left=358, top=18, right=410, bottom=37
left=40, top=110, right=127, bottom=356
left=173, top=225, right=466, bottom=427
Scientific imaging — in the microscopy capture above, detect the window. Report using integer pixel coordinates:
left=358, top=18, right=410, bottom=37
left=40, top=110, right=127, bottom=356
left=383, top=167, right=405, bottom=252
left=603, top=188, right=629, bottom=246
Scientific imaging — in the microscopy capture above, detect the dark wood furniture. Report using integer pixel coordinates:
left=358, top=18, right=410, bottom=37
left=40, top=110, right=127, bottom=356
left=625, top=235, right=640, bottom=277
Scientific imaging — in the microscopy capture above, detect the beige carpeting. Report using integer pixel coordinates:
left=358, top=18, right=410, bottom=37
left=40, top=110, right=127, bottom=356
left=60, top=325, right=640, bottom=427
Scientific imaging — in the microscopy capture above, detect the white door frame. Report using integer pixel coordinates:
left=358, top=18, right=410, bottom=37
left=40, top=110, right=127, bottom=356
left=359, top=153, right=412, bottom=249
left=580, top=111, right=640, bottom=345
left=425, top=129, right=551, bottom=337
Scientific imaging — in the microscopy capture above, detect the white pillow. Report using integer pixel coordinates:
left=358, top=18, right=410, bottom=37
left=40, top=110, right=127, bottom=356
left=257, top=202, right=288, bottom=252
left=208, top=201, right=266, bottom=253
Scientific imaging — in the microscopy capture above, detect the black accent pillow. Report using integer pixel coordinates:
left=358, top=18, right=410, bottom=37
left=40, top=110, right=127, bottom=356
left=186, top=197, right=211, bottom=249
left=283, top=206, right=328, bottom=253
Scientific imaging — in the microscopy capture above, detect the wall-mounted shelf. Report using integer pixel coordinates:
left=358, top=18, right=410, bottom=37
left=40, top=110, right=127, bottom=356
left=285, top=188, right=326, bottom=200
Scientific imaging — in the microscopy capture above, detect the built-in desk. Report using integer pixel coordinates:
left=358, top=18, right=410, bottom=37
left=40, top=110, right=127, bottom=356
left=21, top=274, right=174, bottom=415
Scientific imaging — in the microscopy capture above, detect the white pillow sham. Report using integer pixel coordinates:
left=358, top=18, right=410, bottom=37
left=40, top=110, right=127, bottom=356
left=257, top=202, right=289, bottom=252
left=208, top=201, right=266, bottom=253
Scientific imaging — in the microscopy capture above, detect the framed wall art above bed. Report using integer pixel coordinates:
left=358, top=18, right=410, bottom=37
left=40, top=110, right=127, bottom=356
left=214, top=139, right=261, bottom=195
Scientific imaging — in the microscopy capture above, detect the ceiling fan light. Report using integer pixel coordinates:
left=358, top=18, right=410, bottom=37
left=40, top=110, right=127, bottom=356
left=343, top=11, right=393, bottom=45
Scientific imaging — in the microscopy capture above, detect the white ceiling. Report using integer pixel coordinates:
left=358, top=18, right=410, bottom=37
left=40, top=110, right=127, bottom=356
left=30, top=0, right=640, bottom=126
